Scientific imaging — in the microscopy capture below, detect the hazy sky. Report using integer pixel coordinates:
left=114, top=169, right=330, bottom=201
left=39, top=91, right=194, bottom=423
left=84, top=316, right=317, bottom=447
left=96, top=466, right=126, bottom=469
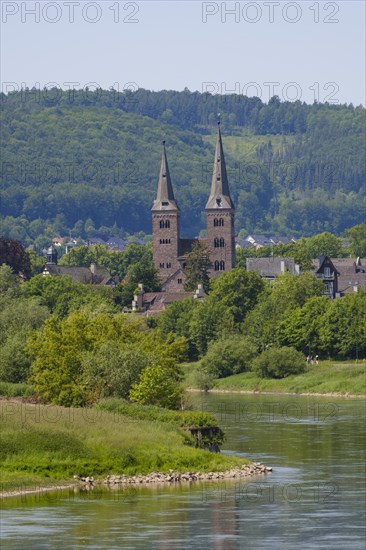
left=1, top=0, right=365, bottom=105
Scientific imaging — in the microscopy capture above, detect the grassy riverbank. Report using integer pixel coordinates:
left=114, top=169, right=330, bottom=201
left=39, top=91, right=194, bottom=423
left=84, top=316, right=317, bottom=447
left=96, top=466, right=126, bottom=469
left=184, top=361, right=366, bottom=396
left=0, top=401, right=249, bottom=493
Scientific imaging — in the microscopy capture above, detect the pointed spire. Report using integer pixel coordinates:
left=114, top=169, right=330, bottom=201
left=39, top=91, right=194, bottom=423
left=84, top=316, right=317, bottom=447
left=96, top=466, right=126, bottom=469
left=152, top=141, right=179, bottom=211
left=206, top=122, right=234, bottom=210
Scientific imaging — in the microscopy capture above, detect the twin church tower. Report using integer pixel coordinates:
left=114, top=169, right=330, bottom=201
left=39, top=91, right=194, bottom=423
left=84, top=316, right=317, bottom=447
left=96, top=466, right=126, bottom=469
left=152, top=124, right=235, bottom=291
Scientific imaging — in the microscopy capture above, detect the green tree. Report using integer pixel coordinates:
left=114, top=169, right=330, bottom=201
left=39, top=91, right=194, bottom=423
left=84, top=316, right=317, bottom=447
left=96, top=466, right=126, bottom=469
left=183, top=240, right=212, bottom=292
left=304, top=232, right=343, bottom=258
left=158, top=298, right=199, bottom=360
left=244, top=272, right=324, bottom=351
left=80, top=343, right=152, bottom=401
left=209, top=268, right=265, bottom=323
left=319, top=292, right=366, bottom=358
left=277, top=296, right=330, bottom=355
left=0, top=295, right=49, bottom=382
left=344, top=224, right=366, bottom=257
left=0, top=264, right=19, bottom=294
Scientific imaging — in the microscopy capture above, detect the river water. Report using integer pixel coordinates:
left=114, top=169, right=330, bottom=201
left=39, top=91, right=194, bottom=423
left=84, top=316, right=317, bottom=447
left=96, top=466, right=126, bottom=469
left=1, top=394, right=365, bottom=549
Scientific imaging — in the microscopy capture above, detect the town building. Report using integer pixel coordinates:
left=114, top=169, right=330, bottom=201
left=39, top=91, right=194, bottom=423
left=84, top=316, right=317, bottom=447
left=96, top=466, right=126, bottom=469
left=151, top=123, right=235, bottom=291
left=246, top=257, right=300, bottom=281
left=42, top=245, right=116, bottom=286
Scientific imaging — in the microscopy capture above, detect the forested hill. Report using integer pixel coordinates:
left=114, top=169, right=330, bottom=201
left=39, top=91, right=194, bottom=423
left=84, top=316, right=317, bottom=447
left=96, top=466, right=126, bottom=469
left=1, top=88, right=365, bottom=247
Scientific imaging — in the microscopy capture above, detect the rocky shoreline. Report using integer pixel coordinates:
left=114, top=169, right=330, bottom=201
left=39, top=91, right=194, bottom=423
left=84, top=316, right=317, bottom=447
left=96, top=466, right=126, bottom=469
left=76, top=462, right=272, bottom=487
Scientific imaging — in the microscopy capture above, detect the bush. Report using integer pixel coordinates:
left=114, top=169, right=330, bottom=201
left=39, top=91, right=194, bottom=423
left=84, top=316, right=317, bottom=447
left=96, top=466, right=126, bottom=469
left=129, top=366, right=183, bottom=409
left=193, top=368, right=215, bottom=391
left=252, top=346, right=305, bottom=379
left=200, top=335, right=257, bottom=379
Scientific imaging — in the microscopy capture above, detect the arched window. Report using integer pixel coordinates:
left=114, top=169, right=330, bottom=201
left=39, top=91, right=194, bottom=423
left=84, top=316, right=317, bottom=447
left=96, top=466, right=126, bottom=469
left=165, top=220, right=170, bottom=228
left=160, top=262, right=164, bottom=268
left=167, top=262, right=171, bottom=268
left=219, top=218, right=224, bottom=227
left=214, top=218, right=224, bottom=227
left=220, top=261, right=225, bottom=271
left=214, top=261, right=220, bottom=271
left=214, top=219, right=218, bottom=227
left=219, top=238, right=225, bottom=248
left=159, top=220, right=164, bottom=228
left=214, top=238, right=219, bottom=248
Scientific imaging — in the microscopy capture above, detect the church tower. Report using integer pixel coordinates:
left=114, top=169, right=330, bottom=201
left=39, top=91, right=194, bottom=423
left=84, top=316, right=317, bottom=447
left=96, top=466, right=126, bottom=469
left=152, top=142, right=181, bottom=280
left=205, top=123, right=235, bottom=275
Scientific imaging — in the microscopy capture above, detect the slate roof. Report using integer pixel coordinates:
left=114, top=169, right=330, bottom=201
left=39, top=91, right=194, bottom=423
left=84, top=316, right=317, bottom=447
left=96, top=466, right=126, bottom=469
left=143, top=291, right=194, bottom=312
left=246, top=257, right=298, bottom=278
left=331, top=257, right=366, bottom=294
left=43, top=265, right=115, bottom=285
left=206, top=123, right=234, bottom=210
left=178, top=238, right=196, bottom=258
left=151, top=142, right=179, bottom=212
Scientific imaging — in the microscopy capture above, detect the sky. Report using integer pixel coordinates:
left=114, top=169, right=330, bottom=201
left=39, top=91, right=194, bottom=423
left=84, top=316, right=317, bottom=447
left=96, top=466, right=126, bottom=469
left=1, top=0, right=365, bottom=105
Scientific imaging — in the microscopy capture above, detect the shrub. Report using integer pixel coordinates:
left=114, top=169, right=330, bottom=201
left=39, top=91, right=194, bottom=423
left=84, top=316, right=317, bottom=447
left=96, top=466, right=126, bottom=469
left=129, top=366, right=183, bottom=409
left=200, top=335, right=257, bottom=379
left=193, top=368, right=215, bottom=391
left=252, top=346, right=305, bottom=379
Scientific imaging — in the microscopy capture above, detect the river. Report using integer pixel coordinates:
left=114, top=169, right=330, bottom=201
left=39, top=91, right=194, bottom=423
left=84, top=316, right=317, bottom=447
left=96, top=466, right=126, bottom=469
left=1, top=394, right=365, bottom=549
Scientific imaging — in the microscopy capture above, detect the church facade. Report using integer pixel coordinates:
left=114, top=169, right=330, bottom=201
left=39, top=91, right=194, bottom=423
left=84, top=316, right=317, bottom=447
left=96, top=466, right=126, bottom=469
left=152, top=124, right=235, bottom=291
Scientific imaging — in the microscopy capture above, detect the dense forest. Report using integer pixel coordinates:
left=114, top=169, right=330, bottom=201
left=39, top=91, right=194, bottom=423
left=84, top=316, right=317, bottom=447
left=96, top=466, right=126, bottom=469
left=1, top=87, right=365, bottom=247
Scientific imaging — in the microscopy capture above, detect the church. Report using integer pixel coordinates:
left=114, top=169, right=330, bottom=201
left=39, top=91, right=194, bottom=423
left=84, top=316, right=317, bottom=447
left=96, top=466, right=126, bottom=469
left=152, top=123, right=236, bottom=292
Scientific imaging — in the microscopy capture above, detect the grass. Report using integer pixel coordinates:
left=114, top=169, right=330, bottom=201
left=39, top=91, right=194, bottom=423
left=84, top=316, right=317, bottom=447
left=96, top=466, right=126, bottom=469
left=207, top=361, right=366, bottom=395
left=0, top=381, right=35, bottom=398
left=96, top=398, right=219, bottom=427
left=0, top=401, right=249, bottom=492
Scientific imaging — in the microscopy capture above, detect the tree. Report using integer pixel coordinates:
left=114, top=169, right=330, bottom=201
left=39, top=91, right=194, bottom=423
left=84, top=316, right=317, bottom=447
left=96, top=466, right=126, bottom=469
left=158, top=298, right=199, bottom=360
left=277, top=296, right=330, bottom=355
left=0, top=237, right=31, bottom=277
left=304, top=232, right=343, bottom=258
left=22, top=274, right=115, bottom=317
left=183, top=240, right=212, bottom=292
left=244, top=272, right=324, bottom=351
left=0, top=264, right=19, bottom=294
left=0, top=295, right=49, bottom=382
left=188, top=300, right=235, bottom=357
left=319, top=292, right=366, bottom=359
left=344, top=224, right=366, bottom=257
left=208, top=268, right=265, bottom=323
left=80, top=343, right=152, bottom=401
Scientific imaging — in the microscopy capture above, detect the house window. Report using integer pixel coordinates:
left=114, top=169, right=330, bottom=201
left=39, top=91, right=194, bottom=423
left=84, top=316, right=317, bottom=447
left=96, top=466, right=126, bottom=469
left=159, top=239, right=171, bottom=244
left=324, top=267, right=331, bottom=277
left=214, top=261, right=220, bottom=271
left=219, top=238, right=225, bottom=248
left=214, top=238, right=219, bottom=248
left=220, top=261, right=225, bottom=271
left=160, top=262, right=164, bottom=268
left=214, top=218, right=224, bottom=227
left=162, top=201, right=169, bottom=206
left=167, top=262, right=171, bottom=268
left=178, top=278, right=182, bottom=284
